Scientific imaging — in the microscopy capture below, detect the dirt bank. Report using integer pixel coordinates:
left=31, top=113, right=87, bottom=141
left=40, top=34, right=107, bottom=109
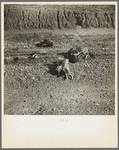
left=4, top=5, right=115, bottom=30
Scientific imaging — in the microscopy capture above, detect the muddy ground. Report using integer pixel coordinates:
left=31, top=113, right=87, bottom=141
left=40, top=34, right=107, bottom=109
left=4, top=27, right=115, bottom=115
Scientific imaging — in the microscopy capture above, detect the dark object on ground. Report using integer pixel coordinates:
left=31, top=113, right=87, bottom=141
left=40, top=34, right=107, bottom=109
left=45, top=60, right=67, bottom=79
left=35, top=39, right=54, bottom=47
left=59, top=47, right=95, bottom=62
left=28, top=53, right=38, bottom=59
left=14, top=57, right=19, bottom=61
left=89, top=52, right=95, bottom=59
left=67, top=47, right=83, bottom=74
left=4, top=58, right=8, bottom=64
left=67, top=47, right=82, bottom=63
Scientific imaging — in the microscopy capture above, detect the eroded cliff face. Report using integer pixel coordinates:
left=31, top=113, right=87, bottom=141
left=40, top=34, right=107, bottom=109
left=4, top=5, right=115, bottom=30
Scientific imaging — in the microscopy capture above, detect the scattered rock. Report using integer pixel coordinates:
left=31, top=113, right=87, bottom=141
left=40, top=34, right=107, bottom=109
left=50, top=95, right=53, bottom=98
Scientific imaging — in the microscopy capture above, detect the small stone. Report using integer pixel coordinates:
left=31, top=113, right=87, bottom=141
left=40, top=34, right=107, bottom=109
left=50, top=95, right=53, bottom=98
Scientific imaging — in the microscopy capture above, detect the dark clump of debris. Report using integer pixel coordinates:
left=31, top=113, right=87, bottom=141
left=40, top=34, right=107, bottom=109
left=28, top=53, right=39, bottom=59
left=67, top=47, right=95, bottom=63
left=67, top=47, right=82, bottom=63
left=13, top=57, right=19, bottom=62
left=35, top=39, right=54, bottom=47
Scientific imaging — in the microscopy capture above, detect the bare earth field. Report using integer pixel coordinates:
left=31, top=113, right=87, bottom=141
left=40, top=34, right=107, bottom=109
left=4, top=27, right=115, bottom=115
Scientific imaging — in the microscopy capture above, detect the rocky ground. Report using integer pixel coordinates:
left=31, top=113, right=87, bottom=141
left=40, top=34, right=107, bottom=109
left=4, top=27, right=115, bottom=115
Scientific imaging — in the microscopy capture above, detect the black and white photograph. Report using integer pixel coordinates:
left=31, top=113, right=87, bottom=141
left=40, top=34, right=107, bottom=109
left=3, top=3, right=116, bottom=115
left=1, top=1, right=118, bottom=148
